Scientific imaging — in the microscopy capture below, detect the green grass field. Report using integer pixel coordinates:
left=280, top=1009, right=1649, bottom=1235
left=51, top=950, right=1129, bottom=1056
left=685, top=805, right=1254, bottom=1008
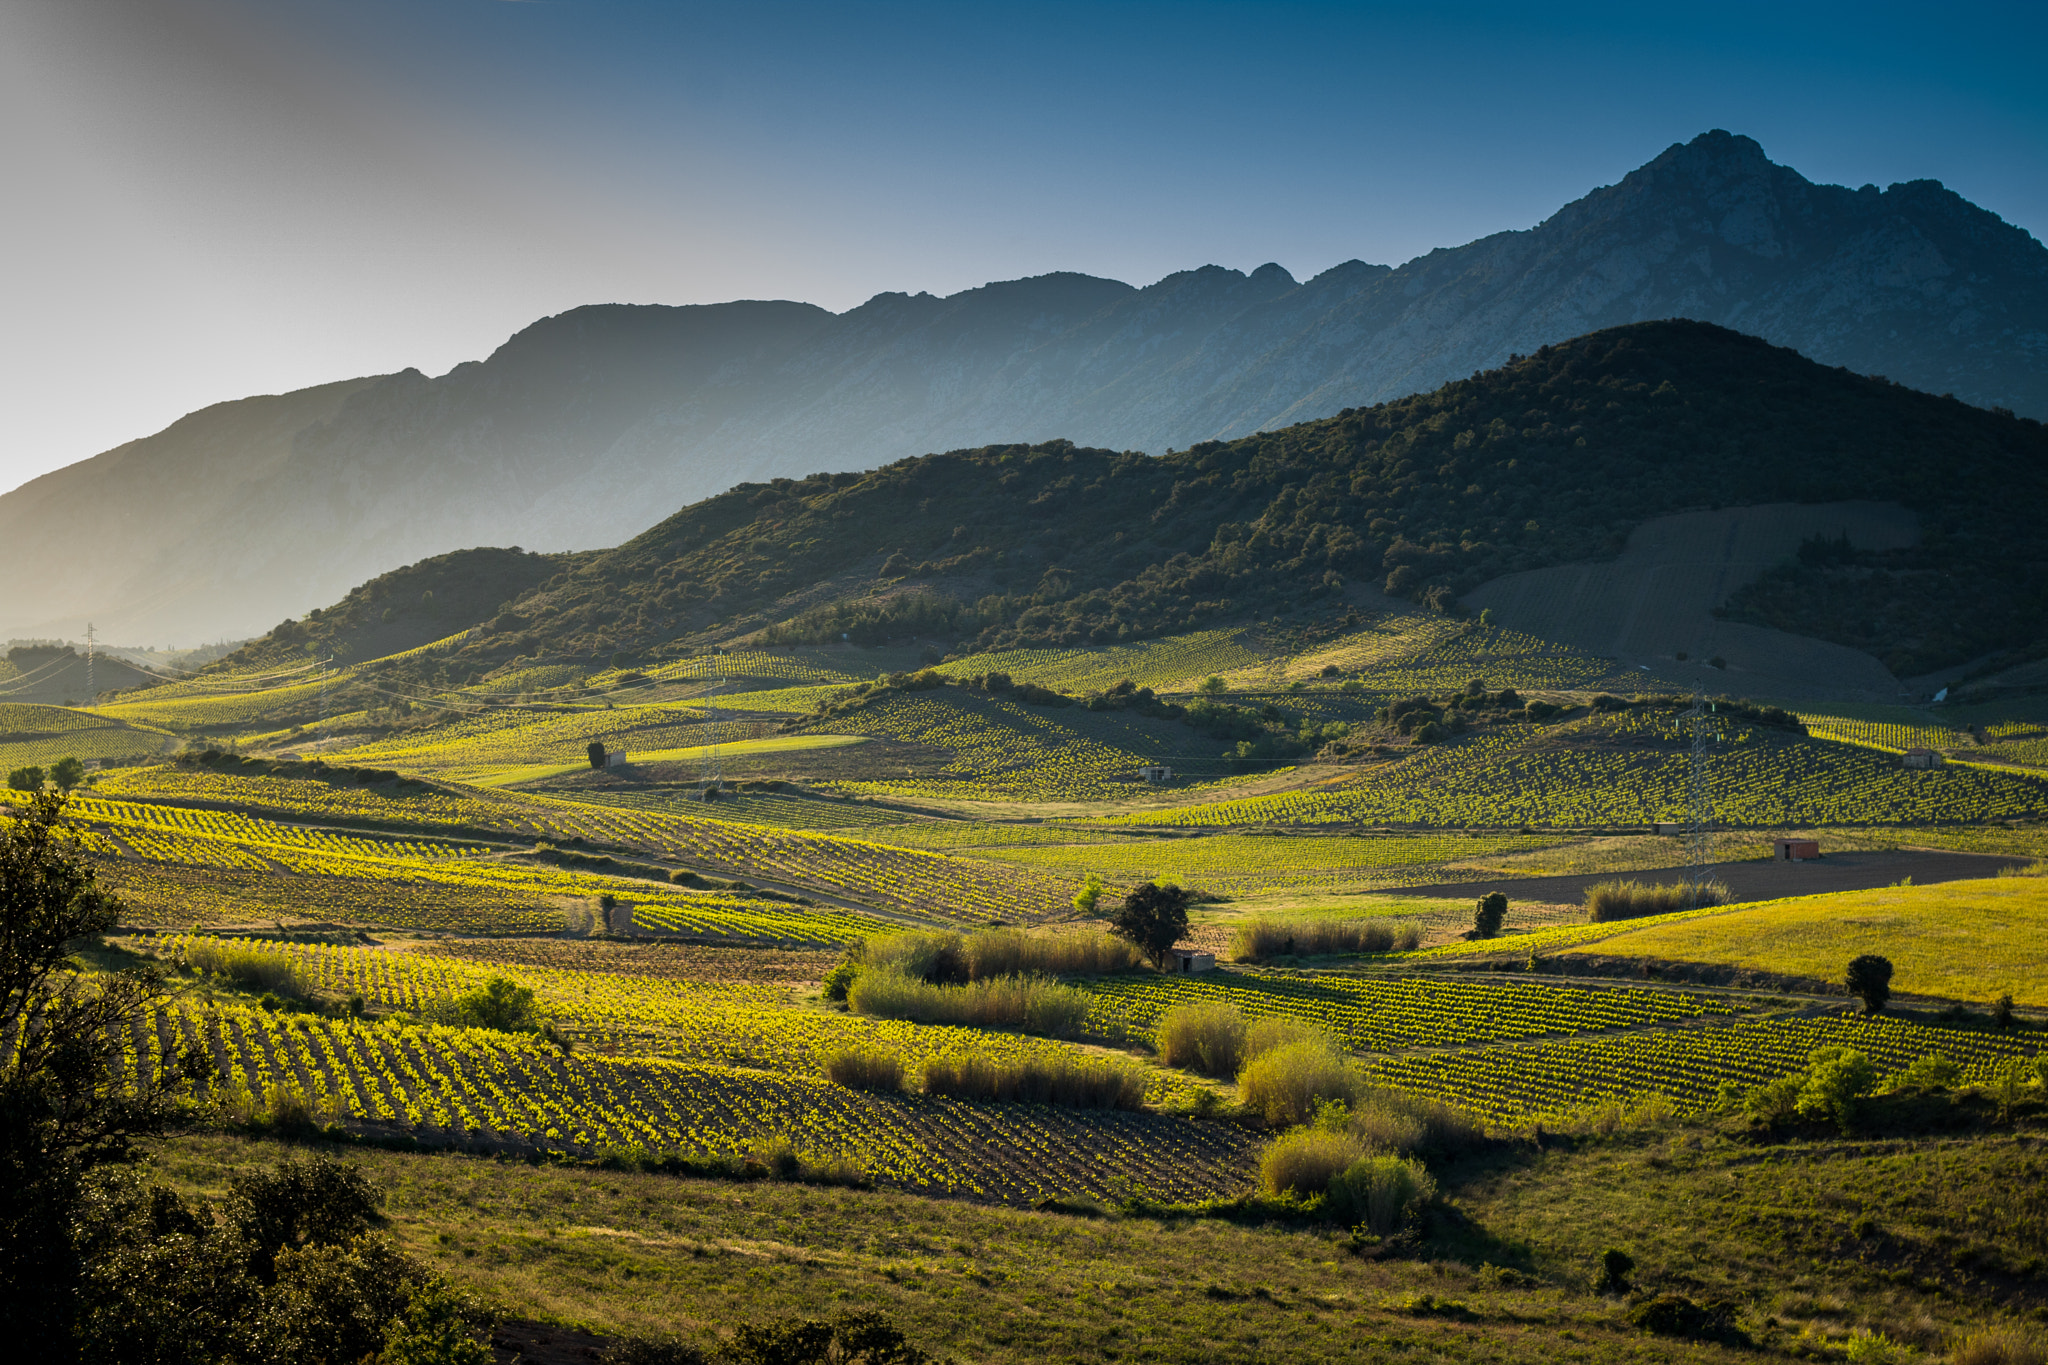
left=1563, top=875, right=2048, bottom=1005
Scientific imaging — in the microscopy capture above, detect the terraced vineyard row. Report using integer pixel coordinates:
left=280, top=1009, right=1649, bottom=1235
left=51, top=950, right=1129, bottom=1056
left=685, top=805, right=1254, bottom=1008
left=94, top=767, right=521, bottom=828
left=1126, top=723, right=2048, bottom=828
left=169, top=936, right=1195, bottom=1102
left=1799, top=714, right=1970, bottom=754
left=1080, top=967, right=1738, bottom=1052
left=1367, top=1012, right=2045, bottom=1123
left=134, top=1003, right=1254, bottom=1205
left=101, top=862, right=570, bottom=934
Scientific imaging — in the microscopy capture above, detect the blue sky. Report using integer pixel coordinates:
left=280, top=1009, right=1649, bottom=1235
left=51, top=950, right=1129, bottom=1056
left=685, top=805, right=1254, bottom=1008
left=2, top=0, right=2042, bottom=491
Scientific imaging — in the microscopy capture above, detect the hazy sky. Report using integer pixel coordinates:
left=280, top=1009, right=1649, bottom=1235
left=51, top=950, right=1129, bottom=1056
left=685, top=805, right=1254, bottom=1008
left=2, top=0, right=2043, bottom=495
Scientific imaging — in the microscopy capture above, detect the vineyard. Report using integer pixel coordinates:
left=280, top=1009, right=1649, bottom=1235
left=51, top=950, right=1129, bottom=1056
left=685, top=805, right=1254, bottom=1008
left=0, top=703, right=176, bottom=769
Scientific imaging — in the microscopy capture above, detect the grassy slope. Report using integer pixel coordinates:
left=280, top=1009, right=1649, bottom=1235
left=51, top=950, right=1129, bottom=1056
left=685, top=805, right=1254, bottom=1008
left=145, top=1116, right=2047, bottom=1363
left=1565, top=876, right=2048, bottom=1005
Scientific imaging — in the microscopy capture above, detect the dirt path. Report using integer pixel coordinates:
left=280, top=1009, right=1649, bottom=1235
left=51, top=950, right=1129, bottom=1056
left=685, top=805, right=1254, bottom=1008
left=1367, top=847, right=2029, bottom=907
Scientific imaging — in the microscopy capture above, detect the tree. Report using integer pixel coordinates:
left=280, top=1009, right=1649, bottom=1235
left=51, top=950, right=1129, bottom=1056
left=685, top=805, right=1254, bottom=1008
left=1793, top=1046, right=1877, bottom=1133
left=1473, top=893, right=1508, bottom=939
left=1196, top=675, right=1227, bottom=696
left=1071, top=873, right=1104, bottom=915
left=442, top=976, right=542, bottom=1033
left=1845, top=954, right=1893, bottom=1014
left=588, top=742, right=608, bottom=770
left=7, top=765, right=44, bottom=792
left=1108, top=882, right=1189, bottom=968
left=1, top=792, right=187, bottom=1353
left=50, top=756, right=86, bottom=791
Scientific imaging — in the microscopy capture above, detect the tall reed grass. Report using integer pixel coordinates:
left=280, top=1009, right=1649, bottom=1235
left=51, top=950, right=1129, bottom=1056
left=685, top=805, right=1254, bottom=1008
left=1345, top=1086, right=1484, bottom=1156
left=821, top=1046, right=906, bottom=1092
left=1156, top=1000, right=1246, bottom=1077
left=1325, top=1153, right=1438, bottom=1234
left=919, top=1053, right=1146, bottom=1110
left=846, top=970, right=1090, bottom=1037
left=1228, top=916, right=1423, bottom=962
left=1584, top=878, right=1731, bottom=922
left=863, top=927, right=1140, bottom=982
left=184, top=940, right=304, bottom=997
left=1238, top=1039, right=1363, bottom=1126
left=1257, top=1129, right=1365, bottom=1197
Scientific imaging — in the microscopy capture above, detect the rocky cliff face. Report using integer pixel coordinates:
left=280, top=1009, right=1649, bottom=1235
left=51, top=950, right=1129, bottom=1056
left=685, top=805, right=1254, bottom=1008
left=7, top=130, right=2042, bottom=643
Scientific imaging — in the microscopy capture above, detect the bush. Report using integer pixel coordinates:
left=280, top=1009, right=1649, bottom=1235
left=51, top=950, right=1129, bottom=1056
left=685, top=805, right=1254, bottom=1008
left=433, top=976, right=543, bottom=1033
left=1227, top=916, right=1422, bottom=961
left=1846, top=954, right=1894, bottom=1014
left=1472, top=892, right=1507, bottom=939
left=185, top=940, right=305, bottom=997
left=1628, top=1294, right=1745, bottom=1346
left=846, top=970, right=1090, bottom=1036
left=1595, top=1247, right=1634, bottom=1293
left=821, top=1047, right=904, bottom=1092
left=1325, top=1153, right=1438, bottom=1234
left=1239, top=1039, right=1362, bottom=1126
left=721, top=1311, right=932, bottom=1365
left=919, top=1053, right=1146, bottom=1109
left=1257, top=1128, right=1367, bottom=1198
left=1109, top=882, right=1191, bottom=967
left=821, top=955, right=859, bottom=1002
left=1887, top=1052, right=1960, bottom=1091
left=1244, top=1015, right=1339, bottom=1061
left=1584, top=878, right=1731, bottom=921
left=1155, top=1000, right=1246, bottom=1077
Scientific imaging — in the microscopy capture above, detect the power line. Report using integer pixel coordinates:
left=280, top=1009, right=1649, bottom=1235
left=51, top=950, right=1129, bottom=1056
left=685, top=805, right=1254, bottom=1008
left=85, top=622, right=96, bottom=708
left=1686, top=687, right=1715, bottom=903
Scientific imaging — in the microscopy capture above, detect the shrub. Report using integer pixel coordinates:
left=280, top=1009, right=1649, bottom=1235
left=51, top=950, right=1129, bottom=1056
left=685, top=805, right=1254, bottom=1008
left=1472, top=893, right=1507, bottom=939
left=185, top=940, right=304, bottom=997
left=919, top=1053, right=1146, bottom=1109
left=1629, top=1294, right=1745, bottom=1346
left=962, top=928, right=1140, bottom=978
left=1584, top=878, right=1731, bottom=921
left=821, top=1047, right=904, bottom=1092
left=1325, top=1153, right=1438, bottom=1234
left=846, top=970, right=1090, bottom=1037
left=6, top=765, right=44, bottom=792
left=1227, top=916, right=1422, bottom=961
left=1239, top=1039, right=1362, bottom=1126
left=722, top=1311, right=932, bottom=1365
left=821, top=954, right=859, bottom=1002
left=1155, top=1000, right=1247, bottom=1077
left=1072, top=873, right=1104, bottom=915
left=1256, top=1128, right=1367, bottom=1198
left=1595, top=1247, right=1634, bottom=1293
left=1846, top=954, right=1894, bottom=1014
left=1887, top=1052, right=1960, bottom=1091
left=433, top=976, right=543, bottom=1033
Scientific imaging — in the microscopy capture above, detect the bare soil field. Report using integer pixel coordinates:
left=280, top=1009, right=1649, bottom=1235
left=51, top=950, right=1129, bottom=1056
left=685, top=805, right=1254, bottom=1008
left=1373, top=846, right=2027, bottom=908
left=1464, top=501, right=1918, bottom=702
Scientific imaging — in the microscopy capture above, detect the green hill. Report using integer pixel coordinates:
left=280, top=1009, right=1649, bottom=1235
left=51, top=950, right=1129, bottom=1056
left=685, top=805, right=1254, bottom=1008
left=211, top=320, right=2048, bottom=684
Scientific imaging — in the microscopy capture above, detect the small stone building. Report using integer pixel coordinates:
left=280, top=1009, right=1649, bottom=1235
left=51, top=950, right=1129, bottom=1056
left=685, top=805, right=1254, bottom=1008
left=1901, top=748, right=1943, bottom=770
left=1772, top=838, right=1821, bottom=861
left=1138, top=764, right=1173, bottom=784
left=1164, top=948, right=1215, bottom=972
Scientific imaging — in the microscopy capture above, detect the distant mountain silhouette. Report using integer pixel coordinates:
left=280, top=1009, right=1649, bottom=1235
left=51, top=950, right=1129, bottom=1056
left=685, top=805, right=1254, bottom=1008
left=6, top=130, right=2043, bottom=643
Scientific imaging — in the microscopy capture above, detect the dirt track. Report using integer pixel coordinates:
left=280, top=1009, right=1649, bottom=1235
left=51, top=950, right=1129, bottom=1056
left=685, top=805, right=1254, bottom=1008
left=1376, top=847, right=2029, bottom=908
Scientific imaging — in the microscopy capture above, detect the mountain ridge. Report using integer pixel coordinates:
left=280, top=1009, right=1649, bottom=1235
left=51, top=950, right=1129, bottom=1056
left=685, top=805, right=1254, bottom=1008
left=8, top=130, right=2044, bottom=644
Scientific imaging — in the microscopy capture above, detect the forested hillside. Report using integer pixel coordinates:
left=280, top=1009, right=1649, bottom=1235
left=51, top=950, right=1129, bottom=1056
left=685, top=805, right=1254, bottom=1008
left=206, top=320, right=2048, bottom=685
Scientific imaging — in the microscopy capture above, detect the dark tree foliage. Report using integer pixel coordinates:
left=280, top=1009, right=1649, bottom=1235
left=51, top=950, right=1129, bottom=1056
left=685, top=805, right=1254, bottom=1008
left=1596, top=1247, right=1635, bottom=1294
left=717, top=1310, right=933, bottom=1365
left=1473, top=893, right=1509, bottom=940
left=1845, top=955, right=1894, bottom=1015
left=1109, top=883, right=1191, bottom=968
left=1, top=792, right=187, bottom=1356
left=589, top=741, right=608, bottom=770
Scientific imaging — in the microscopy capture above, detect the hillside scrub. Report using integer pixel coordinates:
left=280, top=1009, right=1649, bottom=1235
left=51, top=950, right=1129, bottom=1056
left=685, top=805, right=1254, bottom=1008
left=1229, top=915, right=1423, bottom=961
left=919, top=1053, right=1147, bottom=1110
left=859, top=928, right=1139, bottom=985
left=822, top=1047, right=906, bottom=1093
left=846, top=970, right=1091, bottom=1037
left=1585, top=878, right=1731, bottom=921
left=1344, top=1088, right=1486, bottom=1157
left=1326, top=1153, right=1440, bottom=1235
left=1258, top=1129, right=1368, bottom=1198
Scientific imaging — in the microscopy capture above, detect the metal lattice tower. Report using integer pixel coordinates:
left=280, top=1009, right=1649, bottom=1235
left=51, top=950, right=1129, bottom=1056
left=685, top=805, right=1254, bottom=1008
left=700, top=678, right=726, bottom=791
left=84, top=622, right=96, bottom=707
left=1686, top=687, right=1714, bottom=902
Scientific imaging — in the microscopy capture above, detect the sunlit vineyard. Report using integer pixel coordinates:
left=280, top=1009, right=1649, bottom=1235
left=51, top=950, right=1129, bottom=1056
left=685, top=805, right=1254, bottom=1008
left=0, top=703, right=175, bottom=769
left=1800, top=712, right=1971, bottom=754
left=130, top=998, right=1253, bottom=1204
left=1365, top=1012, right=2045, bottom=1124
left=1080, top=967, right=1738, bottom=1052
